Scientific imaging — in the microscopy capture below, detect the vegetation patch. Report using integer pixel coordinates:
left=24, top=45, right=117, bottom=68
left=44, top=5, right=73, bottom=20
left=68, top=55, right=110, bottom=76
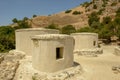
left=72, top=11, right=81, bottom=15
left=65, top=10, right=72, bottom=13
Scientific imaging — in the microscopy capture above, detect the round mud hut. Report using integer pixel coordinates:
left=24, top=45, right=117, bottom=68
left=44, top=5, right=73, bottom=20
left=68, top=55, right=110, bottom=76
left=15, top=28, right=59, bottom=56
left=71, top=32, right=102, bottom=56
left=31, top=34, right=74, bottom=72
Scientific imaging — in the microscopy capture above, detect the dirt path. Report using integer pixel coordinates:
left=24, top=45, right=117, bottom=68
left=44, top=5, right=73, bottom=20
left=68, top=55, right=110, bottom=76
left=74, top=45, right=120, bottom=80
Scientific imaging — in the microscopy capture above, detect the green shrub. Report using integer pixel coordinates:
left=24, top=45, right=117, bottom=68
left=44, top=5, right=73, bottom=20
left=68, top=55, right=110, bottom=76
left=116, top=8, right=120, bottom=17
left=82, top=2, right=91, bottom=8
left=61, top=25, right=76, bottom=34
left=33, top=15, right=37, bottom=18
left=111, top=2, right=117, bottom=6
left=65, top=10, right=72, bottom=13
left=88, top=11, right=100, bottom=26
left=102, top=16, right=112, bottom=24
left=0, top=17, right=32, bottom=52
left=45, top=23, right=59, bottom=30
left=77, top=27, right=94, bottom=32
left=93, top=4, right=97, bottom=9
left=97, top=8, right=105, bottom=15
left=99, top=26, right=112, bottom=43
left=72, top=11, right=81, bottom=15
left=0, top=26, right=15, bottom=52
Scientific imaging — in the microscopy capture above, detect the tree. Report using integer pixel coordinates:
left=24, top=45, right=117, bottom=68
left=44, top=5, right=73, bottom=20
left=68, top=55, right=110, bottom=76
left=82, top=1, right=91, bottom=8
left=72, top=11, right=81, bottom=15
left=12, top=18, right=18, bottom=23
left=17, top=20, right=30, bottom=28
left=91, top=21, right=102, bottom=29
left=102, top=16, right=112, bottom=24
left=88, top=12, right=100, bottom=26
left=77, top=27, right=94, bottom=32
left=0, top=26, right=15, bottom=52
left=45, top=23, right=59, bottom=30
left=116, top=8, right=120, bottom=17
left=114, top=17, right=120, bottom=39
left=33, top=15, right=37, bottom=18
left=99, top=26, right=113, bottom=43
left=65, top=10, right=72, bottom=13
left=97, top=8, right=105, bottom=15
left=23, top=17, right=29, bottom=21
left=93, top=4, right=97, bottom=9
left=61, top=25, right=76, bottom=34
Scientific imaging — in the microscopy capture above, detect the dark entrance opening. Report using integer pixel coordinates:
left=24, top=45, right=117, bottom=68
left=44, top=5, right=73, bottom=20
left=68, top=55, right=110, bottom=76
left=56, top=47, right=63, bottom=59
left=93, top=41, right=96, bottom=46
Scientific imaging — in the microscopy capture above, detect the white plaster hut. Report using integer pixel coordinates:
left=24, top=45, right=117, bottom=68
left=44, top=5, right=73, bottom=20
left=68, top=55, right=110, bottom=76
left=15, top=28, right=59, bottom=56
left=71, top=33, right=102, bottom=56
left=31, top=34, right=74, bottom=72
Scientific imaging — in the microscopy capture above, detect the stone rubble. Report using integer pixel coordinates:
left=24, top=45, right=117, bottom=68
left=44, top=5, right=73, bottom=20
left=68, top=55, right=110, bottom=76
left=74, top=48, right=103, bottom=57
left=14, top=57, right=83, bottom=80
left=114, top=47, right=120, bottom=56
left=112, top=65, right=120, bottom=74
left=0, top=54, right=4, bottom=63
left=0, top=50, right=25, bottom=80
left=32, top=65, right=83, bottom=80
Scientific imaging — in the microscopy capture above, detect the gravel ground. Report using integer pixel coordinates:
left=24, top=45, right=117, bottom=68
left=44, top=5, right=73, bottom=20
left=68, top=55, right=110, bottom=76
left=74, top=45, right=120, bottom=80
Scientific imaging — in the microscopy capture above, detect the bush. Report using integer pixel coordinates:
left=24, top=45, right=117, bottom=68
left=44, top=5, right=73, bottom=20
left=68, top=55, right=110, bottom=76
left=77, top=27, right=94, bottom=32
left=91, top=21, right=102, bottom=29
left=88, top=12, right=100, bottom=26
left=116, top=8, right=120, bottom=17
left=0, top=26, right=15, bottom=52
left=102, top=16, right=112, bottom=24
left=102, top=4, right=106, bottom=7
left=45, top=23, right=59, bottom=30
left=99, top=26, right=112, bottom=43
left=61, top=25, right=76, bottom=34
left=82, top=2, right=91, bottom=8
left=93, top=4, right=97, bottom=9
left=0, top=17, right=32, bottom=52
left=65, top=10, right=72, bottom=13
left=33, top=15, right=37, bottom=18
left=111, top=2, right=117, bottom=6
left=12, top=18, right=18, bottom=23
left=72, top=11, right=81, bottom=15
left=97, top=8, right=105, bottom=15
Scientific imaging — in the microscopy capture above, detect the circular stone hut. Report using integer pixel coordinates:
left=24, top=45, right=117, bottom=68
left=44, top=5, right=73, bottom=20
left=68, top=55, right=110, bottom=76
left=15, top=28, right=59, bottom=56
left=71, top=33, right=102, bottom=56
left=31, top=34, right=74, bottom=72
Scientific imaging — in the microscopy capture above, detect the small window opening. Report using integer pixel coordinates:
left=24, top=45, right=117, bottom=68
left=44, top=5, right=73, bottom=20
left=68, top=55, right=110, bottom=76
left=56, top=47, right=63, bottom=59
left=93, top=41, right=96, bottom=46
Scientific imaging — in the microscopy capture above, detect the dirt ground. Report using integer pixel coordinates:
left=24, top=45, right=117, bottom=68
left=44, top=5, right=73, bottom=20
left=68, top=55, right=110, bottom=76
left=74, top=45, right=120, bottom=80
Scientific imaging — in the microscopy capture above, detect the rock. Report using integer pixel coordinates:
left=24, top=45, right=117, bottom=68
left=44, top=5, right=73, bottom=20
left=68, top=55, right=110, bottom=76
left=112, top=65, right=120, bottom=73
left=0, top=54, right=4, bottom=63
left=0, top=50, right=25, bottom=80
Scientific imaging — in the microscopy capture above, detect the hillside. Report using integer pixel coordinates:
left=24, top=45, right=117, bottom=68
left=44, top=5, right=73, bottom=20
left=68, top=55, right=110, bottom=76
left=31, top=0, right=120, bottom=29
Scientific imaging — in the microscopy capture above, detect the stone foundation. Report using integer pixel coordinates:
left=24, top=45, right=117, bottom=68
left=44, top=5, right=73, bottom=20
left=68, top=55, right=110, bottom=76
left=114, top=47, right=120, bottom=56
left=14, top=57, right=83, bottom=80
left=74, top=48, right=103, bottom=57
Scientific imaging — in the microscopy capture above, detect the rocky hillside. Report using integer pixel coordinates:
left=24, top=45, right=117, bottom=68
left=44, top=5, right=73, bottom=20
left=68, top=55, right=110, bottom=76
left=31, top=0, right=120, bottom=29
